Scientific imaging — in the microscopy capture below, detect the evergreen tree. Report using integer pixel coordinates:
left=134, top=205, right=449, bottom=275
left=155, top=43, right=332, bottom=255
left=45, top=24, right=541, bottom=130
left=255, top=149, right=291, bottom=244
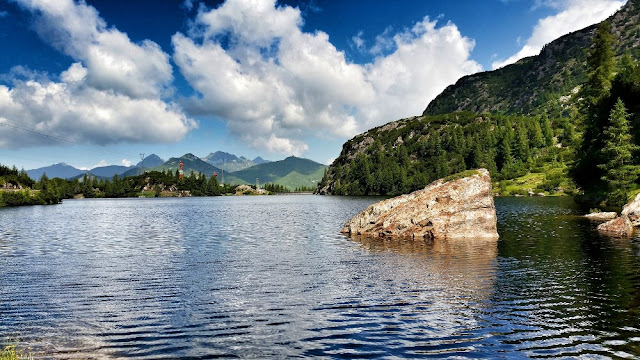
left=598, top=99, right=639, bottom=206
left=574, top=22, right=616, bottom=189
left=541, top=114, right=554, bottom=147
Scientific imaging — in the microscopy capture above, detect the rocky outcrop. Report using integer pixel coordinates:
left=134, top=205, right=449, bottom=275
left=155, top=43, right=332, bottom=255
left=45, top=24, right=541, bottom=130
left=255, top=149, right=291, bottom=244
left=622, top=193, right=640, bottom=227
left=597, top=216, right=633, bottom=237
left=341, top=169, right=499, bottom=240
left=585, top=212, right=618, bottom=221
left=596, top=193, right=640, bottom=236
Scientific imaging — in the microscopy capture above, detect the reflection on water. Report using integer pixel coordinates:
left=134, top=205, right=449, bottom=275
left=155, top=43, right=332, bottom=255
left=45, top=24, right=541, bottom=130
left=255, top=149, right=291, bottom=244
left=1, top=196, right=640, bottom=358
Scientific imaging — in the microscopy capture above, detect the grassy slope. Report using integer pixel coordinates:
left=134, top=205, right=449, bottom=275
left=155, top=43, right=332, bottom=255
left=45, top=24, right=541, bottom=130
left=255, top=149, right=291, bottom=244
left=272, top=168, right=326, bottom=190
left=231, top=156, right=326, bottom=190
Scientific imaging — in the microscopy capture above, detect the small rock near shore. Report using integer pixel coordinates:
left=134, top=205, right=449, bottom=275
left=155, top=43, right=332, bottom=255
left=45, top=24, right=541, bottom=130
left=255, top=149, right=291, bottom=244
left=585, top=212, right=618, bottom=221
left=597, top=216, right=633, bottom=237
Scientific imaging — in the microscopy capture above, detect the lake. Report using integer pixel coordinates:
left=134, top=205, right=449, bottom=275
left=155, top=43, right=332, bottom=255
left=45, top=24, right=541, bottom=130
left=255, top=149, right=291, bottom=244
left=1, top=196, right=640, bottom=358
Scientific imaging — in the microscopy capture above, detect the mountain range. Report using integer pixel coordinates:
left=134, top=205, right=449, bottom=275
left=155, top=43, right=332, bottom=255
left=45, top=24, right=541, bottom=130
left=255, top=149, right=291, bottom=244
left=26, top=152, right=325, bottom=191
left=202, top=151, right=270, bottom=172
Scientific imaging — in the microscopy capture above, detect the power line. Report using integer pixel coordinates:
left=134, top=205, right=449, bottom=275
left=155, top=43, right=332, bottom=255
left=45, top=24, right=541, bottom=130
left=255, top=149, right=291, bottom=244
left=0, top=118, right=138, bottom=161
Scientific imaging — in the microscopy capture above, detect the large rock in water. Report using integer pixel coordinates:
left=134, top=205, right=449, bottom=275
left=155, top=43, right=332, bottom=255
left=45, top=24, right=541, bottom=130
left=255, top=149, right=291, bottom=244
left=341, top=169, right=499, bottom=240
left=596, top=193, right=640, bottom=237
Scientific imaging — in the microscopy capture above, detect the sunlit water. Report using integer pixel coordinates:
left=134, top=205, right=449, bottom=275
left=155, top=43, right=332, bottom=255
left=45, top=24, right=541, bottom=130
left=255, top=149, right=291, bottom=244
left=1, top=196, right=640, bottom=358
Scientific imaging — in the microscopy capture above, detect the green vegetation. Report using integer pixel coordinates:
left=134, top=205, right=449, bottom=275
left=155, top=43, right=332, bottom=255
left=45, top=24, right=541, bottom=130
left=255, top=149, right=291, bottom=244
left=424, top=0, right=639, bottom=117
left=1, top=344, right=32, bottom=360
left=0, top=164, right=62, bottom=206
left=319, top=112, right=577, bottom=196
left=263, top=183, right=316, bottom=193
left=0, top=164, right=236, bottom=206
left=231, top=156, right=326, bottom=191
left=572, top=22, right=640, bottom=205
left=71, top=170, right=231, bottom=198
left=0, top=161, right=319, bottom=206
left=598, top=99, right=639, bottom=205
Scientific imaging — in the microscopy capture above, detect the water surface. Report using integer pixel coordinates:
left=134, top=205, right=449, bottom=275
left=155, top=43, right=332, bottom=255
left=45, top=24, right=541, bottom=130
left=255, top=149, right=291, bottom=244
left=1, top=196, right=640, bottom=358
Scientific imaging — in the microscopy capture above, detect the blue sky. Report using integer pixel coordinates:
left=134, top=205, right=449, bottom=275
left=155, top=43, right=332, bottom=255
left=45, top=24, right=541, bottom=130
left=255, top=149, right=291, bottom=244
left=0, top=0, right=626, bottom=170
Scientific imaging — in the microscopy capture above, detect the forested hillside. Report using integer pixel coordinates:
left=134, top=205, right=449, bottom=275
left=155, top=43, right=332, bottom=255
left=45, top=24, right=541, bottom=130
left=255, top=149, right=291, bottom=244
left=317, top=112, right=575, bottom=196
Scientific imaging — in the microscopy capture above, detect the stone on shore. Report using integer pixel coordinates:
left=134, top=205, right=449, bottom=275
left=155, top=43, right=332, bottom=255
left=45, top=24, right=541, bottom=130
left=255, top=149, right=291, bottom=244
left=622, top=193, right=640, bottom=227
left=585, top=212, right=618, bottom=221
left=597, top=216, right=633, bottom=237
left=341, top=169, right=499, bottom=240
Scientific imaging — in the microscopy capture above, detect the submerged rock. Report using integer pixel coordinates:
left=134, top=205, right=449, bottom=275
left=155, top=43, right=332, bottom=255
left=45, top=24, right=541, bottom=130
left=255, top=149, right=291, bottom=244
left=597, top=216, right=633, bottom=237
left=341, top=169, right=499, bottom=240
left=585, top=212, right=618, bottom=221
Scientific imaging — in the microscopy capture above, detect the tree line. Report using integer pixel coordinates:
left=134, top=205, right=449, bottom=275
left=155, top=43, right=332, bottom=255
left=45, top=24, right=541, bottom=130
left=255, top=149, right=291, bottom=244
left=1, top=165, right=318, bottom=206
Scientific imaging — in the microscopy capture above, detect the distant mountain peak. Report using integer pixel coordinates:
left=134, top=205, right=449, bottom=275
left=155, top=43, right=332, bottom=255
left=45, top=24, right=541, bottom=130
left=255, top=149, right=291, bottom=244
left=252, top=156, right=270, bottom=164
left=136, top=154, right=164, bottom=168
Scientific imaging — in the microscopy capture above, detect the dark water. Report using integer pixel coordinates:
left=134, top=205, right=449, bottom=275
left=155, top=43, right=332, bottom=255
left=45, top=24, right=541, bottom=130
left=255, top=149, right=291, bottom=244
left=1, top=196, right=640, bottom=359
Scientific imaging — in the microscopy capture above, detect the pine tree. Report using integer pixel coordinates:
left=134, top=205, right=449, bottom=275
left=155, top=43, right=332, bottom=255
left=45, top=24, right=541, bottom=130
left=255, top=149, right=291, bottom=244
left=598, top=99, right=639, bottom=206
left=541, top=114, right=554, bottom=147
left=574, top=22, right=616, bottom=189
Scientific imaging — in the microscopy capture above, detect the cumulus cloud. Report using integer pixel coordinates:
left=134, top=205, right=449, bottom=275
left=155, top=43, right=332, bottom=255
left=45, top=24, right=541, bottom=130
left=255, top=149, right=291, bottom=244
left=0, top=68, right=195, bottom=148
left=0, top=0, right=196, bottom=149
left=121, top=158, right=132, bottom=167
left=15, top=0, right=173, bottom=98
left=492, top=0, right=625, bottom=69
left=173, top=0, right=481, bottom=156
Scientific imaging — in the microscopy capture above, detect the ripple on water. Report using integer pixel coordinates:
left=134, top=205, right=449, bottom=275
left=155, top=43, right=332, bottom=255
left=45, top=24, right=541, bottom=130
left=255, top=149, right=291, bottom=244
left=1, top=196, right=640, bottom=358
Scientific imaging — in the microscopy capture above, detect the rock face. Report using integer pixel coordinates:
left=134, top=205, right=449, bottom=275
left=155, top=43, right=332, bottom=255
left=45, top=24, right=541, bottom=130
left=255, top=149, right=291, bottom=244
left=341, top=169, right=499, bottom=240
left=597, top=216, right=633, bottom=237
left=585, top=212, right=618, bottom=221
left=622, top=193, right=640, bottom=227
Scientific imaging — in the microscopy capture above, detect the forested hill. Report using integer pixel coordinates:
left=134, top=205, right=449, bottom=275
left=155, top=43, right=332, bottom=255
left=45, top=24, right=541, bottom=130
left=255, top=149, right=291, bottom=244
left=316, top=112, right=576, bottom=196
left=232, top=156, right=326, bottom=190
left=424, top=0, right=639, bottom=117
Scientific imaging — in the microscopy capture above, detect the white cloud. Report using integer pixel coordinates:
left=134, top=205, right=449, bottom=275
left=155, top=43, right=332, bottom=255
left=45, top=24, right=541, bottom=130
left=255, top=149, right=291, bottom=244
left=351, top=31, right=365, bottom=52
left=173, top=0, right=481, bottom=156
left=0, top=0, right=196, bottom=149
left=121, top=158, right=132, bottom=167
left=369, top=27, right=395, bottom=55
left=492, top=0, right=625, bottom=69
left=15, top=0, right=173, bottom=99
left=0, top=70, right=195, bottom=148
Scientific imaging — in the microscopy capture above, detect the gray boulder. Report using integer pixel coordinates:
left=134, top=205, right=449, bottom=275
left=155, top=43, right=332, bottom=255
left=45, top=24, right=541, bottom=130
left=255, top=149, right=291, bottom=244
left=341, top=169, right=499, bottom=241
